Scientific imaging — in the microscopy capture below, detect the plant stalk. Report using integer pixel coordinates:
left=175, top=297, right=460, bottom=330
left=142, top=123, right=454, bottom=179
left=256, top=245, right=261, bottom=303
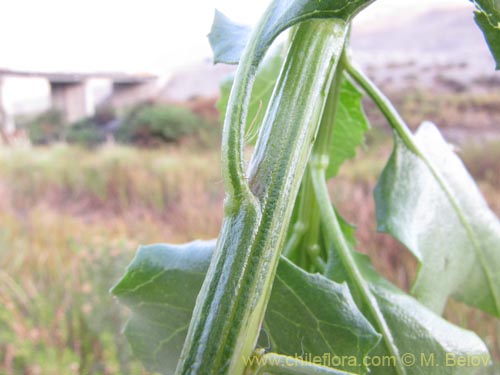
left=310, top=166, right=406, bottom=375
left=308, top=54, right=406, bottom=375
left=176, top=20, right=348, bottom=375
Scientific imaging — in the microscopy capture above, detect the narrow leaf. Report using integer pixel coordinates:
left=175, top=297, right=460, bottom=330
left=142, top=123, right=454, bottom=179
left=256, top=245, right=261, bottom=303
left=471, top=0, right=500, bottom=69
left=112, top=241, right=380, bottom=375
left=208, top=0, right=375, bottom=66
left=217, top=49, right=284, bottom=144
left=326, top=76, right=370, bottom=178
left=375, top=122, right=500, bottom=317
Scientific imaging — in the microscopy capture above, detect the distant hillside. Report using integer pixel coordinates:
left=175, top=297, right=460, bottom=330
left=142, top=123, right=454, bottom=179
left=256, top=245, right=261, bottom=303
left=158, top=61, right=235, bottom=102
left=351, top=6, right=498, bottom=90
left=159, top=6, right=498, bottom=102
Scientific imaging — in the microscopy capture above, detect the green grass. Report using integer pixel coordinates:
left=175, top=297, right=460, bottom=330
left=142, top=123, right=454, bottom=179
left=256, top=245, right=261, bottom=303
left=0, top=135, right=499, bottom=374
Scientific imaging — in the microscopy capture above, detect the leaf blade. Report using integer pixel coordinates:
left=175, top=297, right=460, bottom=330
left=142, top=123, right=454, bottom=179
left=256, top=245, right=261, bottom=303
left=374, top=122, right=500, bottom=316
left=327, top=76, right=370, bottom=178
left=111, top=241, right=214, bottom=374
left=209, top=10, right=253, bottom=65
left=327, top=245, right=492, bottom=375
left=217, top=49, right=284, bottom=144
left=112, top=238, right=492, bottom=375
left=112, top=240, right=381, bottom=374
left=312, top=162, right=491, bottom=375
left=262, top=257, right=380, bottom=374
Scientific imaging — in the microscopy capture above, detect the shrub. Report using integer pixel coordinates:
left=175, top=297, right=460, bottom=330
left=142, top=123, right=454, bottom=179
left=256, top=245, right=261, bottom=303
left=21, top=109, right=65, bottom=144
left=116, top=103, right=208, bottom=146
left=66, top=118, right=106, bottom=147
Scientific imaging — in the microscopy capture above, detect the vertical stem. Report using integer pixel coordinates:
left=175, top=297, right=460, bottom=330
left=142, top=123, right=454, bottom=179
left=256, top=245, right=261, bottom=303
left=283, top=176, right=308, bottom=259
left=176, top=20, right=348, bottom=375
left=283, top=60, right=345, bottom=269
left=343, top=59, right=418, bottom=153
left=307, top=52, right=344, bottom=270
left=310, top=168, right=406, bottom=375
left=312, top=54, right=345, bottom=163
left=308, top=53, right=406, bottom=374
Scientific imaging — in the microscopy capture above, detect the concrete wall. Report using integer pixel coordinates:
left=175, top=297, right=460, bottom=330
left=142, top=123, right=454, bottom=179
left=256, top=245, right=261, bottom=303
left=0, top=77, right=15, bottom=132
left=0, top=73, right=158, bottom=128
left=109, top=80, right=158, bottom=109
left=50, top=81, right=92, bottom=123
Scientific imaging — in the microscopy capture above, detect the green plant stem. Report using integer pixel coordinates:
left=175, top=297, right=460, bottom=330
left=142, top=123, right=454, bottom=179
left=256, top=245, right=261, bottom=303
left=344, top=59, right=500, bottom=314
left=283, top=168, right=323, bottom=272
left=247, top=352, right=358, bottom=375
left=343, top=59, right=418, bottom=153
left=310, top=167, right=406, bottom=375
left=303, top=180, right=322, bottom=272
left=176, top=20, right=348, bottom=375
left=283, top=174, right=309, bottom=259
left=308, top=54, right=406, bottom=375
left=220, top=40, right=259, bottom=207
left=312, top=57, right=344, bottom=161
left=311, top=255, right=326, bottom=273
left=284, top=53, right=345, bottom=270
left=219, top=0, right=375, bottom=207
left=282, top=219, right=305, bottom=259
left=305, top=52, right=344, bottom=272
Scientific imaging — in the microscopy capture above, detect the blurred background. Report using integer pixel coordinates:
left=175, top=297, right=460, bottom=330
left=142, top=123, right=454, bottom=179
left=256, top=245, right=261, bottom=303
left=0, top=0, right=499, bottom=374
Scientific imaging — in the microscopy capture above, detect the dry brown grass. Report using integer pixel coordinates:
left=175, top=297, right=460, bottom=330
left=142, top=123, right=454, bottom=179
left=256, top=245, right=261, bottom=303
left=0, top=144, right=224, bottom=375
left=0, top=131, right=499, bottom=373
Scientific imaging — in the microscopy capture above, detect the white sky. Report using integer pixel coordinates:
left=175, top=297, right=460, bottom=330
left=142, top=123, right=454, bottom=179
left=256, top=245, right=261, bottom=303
left=0, top=0, right=471, bottom=113
left=0, top=0, right=469, bottom=74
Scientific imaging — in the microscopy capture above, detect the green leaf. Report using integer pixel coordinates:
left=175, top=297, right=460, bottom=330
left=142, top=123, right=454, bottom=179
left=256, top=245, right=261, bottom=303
left=354, top=253, right=491, bottom=375
left=375, top=122, right=500, bottom=317
left=326, top=76, right=370, bottom=178
left=110, top=241, right=214, bottom=374
left=209, top=10, right=252, bottom=65
left=217, top=49, right=284, bottom=144
left=208, top=0, right=375, bottom=66
left=260, top=256, right=380, bottom=375
left=326, top=241, right=491, bottom=375
left=311, top=159, right=491, bottom=375
left=471, top=0, right=500, bottom=69
left=111, top=240, right=381, bottom=375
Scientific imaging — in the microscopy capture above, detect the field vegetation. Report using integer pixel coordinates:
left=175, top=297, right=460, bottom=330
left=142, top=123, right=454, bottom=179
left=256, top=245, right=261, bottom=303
left=1, top=88, right=499, bottom=374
